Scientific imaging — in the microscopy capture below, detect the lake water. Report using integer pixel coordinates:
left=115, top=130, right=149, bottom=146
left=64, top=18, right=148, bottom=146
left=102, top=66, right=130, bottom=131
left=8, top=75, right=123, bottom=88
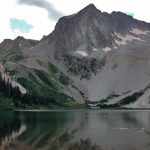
left=0, top=110, right=150, bottom=150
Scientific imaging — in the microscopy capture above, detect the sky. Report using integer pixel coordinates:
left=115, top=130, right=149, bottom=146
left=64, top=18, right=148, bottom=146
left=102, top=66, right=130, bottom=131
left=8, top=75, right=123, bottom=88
left=0, top=0, right=150, bottom=43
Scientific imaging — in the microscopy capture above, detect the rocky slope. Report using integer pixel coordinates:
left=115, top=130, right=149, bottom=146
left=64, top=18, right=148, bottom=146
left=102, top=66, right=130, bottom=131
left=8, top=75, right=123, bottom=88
left=50, top=4, right=150, bottom=57
left=0, top=36, right=38, bottom=58
left=1, top=4, right=150, bottom=108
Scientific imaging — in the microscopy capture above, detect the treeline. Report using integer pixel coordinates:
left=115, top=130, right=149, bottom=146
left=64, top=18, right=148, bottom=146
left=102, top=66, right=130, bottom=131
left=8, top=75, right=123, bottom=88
left=0, top=72, right=57, bottom=108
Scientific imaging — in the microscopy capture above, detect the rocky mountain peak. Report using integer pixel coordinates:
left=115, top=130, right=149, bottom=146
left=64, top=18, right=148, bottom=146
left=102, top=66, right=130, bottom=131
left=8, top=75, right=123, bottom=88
left=15, top=36, right=25, bottom=42
left=1, top=4, right=150, bottom=108
left=50, top=4, right=150, bottom=57
left=77, top=3, right=101, bottom=19
left=81, top=3, right=97, bottom=12
left=15, top=36, right=25, bottom=39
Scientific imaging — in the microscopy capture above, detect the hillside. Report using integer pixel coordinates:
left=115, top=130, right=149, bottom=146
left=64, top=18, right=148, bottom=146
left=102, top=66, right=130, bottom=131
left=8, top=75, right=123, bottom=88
left=1, top=4, right=150, bottom=109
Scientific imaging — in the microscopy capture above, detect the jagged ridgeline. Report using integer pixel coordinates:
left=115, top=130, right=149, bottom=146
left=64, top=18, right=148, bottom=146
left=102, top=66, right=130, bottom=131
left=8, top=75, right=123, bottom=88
left=1, top=4, right=150, bottom=109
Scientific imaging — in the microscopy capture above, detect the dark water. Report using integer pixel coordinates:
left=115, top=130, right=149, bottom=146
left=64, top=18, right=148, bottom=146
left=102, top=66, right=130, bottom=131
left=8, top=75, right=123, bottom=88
left=0, top=110, right=150, bottom=150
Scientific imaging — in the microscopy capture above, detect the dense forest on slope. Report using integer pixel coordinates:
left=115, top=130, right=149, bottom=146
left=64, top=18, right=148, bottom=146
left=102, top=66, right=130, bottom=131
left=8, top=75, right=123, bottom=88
left=0, top=72, right=88, bottom=110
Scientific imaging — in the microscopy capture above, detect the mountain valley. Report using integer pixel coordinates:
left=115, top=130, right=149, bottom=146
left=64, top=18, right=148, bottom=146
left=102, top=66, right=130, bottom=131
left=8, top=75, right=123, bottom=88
left=1, top=4, right=150, bottom=109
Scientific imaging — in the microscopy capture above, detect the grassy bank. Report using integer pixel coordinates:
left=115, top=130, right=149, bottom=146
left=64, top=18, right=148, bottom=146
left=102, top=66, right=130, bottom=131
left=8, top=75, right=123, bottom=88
left=0, top=92, right=89, bottom=110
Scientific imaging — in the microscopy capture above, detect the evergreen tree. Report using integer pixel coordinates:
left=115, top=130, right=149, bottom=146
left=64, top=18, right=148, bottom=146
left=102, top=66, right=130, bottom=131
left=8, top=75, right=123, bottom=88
left=7, top=79, right=11, bottom=97
left=0, top=71, right=58, bottom=108
left=0, top=72, right=2, bottom=92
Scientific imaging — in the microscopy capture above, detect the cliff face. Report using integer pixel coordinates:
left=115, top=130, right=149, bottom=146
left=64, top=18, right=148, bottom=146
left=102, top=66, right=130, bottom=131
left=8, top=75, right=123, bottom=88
left=47, top=4, right=150, bottom=107
left=49, top=4, right=150, bottom=58
left=50, top=4, right=113, bottom=56
left=1, top=4, right=150, bottom=108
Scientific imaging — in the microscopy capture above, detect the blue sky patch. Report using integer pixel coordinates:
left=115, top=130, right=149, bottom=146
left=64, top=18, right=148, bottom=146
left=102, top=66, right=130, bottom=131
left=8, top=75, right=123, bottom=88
left=10, top=18, right=33, bottom=33
left=125, top=12, right=134, bottom=17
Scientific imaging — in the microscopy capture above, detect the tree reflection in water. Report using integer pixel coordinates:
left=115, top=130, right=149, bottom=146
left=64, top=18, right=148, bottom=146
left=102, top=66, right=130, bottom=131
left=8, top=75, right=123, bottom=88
left=67, top=138, right=102, bottom=150
left=0, top=111, right=26, bottom=149
left=0, top=111, right=150, bottom=150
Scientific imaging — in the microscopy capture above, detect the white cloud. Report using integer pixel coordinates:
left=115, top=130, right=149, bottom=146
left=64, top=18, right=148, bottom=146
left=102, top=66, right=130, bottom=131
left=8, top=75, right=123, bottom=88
left=0, top=0, right=150, bottom=43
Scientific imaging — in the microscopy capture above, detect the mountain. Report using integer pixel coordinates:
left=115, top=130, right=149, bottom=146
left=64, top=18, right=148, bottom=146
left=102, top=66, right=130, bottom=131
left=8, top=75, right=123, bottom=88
left=51, top=4, right=150, bottom=56
left=1, top=4, right=150, bottom=109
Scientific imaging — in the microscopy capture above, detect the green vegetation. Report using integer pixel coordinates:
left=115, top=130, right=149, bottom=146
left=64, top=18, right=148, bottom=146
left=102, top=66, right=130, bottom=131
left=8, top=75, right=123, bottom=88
left=99, top=93, right=120, bottom=104
left=80, top=75, right=86, bottom=80
left=85, top=93, right=119, bottom=106
left=4, top=51, right=15, bottom=58
left=118, top=91, right=144, bottom=105
left=18, top=74, right=56, bottom=97
left=63, top=54, right=76, bottom=60
left=0, top=111, right=14, bottom=129
left=98, top=91, right=144, bottom=108
left=0, top=70, right=89, bottom=110
left=0, top=92, right=88, bottom=110
left=16, top=70, right=89, bottom=110
left=17, top=77, right=35, bottom=92
left=11, top=54, right=26, bottom=62
left=0, top=93, right=14, bottom=110
left=48, top=62, right=59, bottom=74
left=71, top=84, right=85, bottom=99
left=0, top=53, right=26, bottom=64
left=18, top=71, right=60, bottom=98
left=59, top=72, right=70, bottom=85
left=4, top=68, right=19, bottom=76
left=34, top=69, right=58, bottom=90
left=36, top=59, right=44, bottom=66
left=0, top=57, right=90, bottom=110
left=0, top=92, right=39, bottom=110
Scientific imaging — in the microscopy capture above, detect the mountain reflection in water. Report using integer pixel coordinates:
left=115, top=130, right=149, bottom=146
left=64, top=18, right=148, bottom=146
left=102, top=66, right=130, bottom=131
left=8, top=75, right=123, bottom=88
left=0, top=110, right=150, bottom=150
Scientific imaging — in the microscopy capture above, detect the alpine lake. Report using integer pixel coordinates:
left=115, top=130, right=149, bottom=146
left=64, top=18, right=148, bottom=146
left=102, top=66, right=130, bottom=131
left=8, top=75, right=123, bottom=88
left=0, top=110, right=150, bottom=150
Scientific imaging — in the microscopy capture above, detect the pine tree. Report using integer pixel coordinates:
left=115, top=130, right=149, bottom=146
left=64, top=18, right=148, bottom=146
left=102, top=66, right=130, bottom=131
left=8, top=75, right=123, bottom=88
left=7, top=79, right=11, bottom=97
left=0, top=72, right=2, bottom=92
left=2, top=78, right=7, bottom=97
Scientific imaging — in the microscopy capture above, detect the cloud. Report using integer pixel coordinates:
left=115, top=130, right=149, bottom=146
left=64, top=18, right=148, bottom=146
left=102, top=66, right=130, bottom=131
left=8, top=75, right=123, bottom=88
left=125, top=12, right=134, bottom=17
left=17, top=0, right=64, bottom=21
left=10, top=18, right=34, bottom=37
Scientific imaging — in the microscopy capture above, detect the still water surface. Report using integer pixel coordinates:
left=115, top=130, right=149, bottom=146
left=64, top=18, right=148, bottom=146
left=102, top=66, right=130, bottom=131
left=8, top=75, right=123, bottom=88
left=0, top=110, right=150, bottom=150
